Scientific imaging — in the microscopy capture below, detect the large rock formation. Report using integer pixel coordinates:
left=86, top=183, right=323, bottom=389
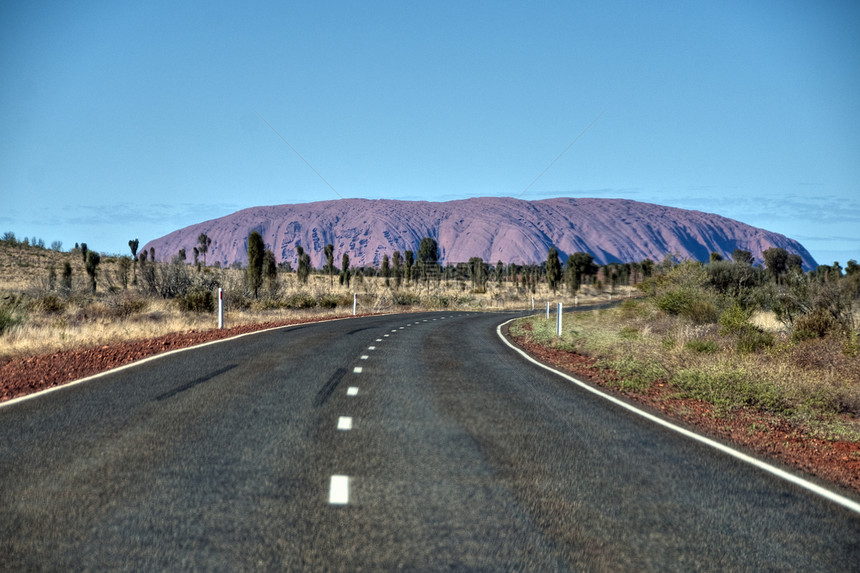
left=142, top=197, right=817, bottom=269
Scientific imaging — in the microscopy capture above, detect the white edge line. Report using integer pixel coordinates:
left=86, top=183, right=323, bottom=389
left=496, top=318, right=860, bottom=516
left=1, top=314, right=368, bottom=410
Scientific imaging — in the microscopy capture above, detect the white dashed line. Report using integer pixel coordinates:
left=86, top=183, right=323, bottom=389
left=329, top=475, right=349, bottom=504
left=360, top=355, right=369, bottom=360
left=383, top=334, right=390, bottom=338
left=376, top=338, right=383, bottom=342
left=347, top=386, right=359, bottom=396
left=353, top=367, right=363, bottom=373
left=337, top=416, right=353, bottom=430
left=368, top=346, right=376, bottom=350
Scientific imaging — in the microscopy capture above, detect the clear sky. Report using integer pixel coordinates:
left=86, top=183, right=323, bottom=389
left=2, top=1, right=858, bottom=266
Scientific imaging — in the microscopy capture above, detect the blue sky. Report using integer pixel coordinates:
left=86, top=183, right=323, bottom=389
left=2, top=1, right=858, bottom=266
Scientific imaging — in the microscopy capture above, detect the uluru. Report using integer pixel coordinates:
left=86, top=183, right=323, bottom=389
left=141, top=197, right=817, bottom=270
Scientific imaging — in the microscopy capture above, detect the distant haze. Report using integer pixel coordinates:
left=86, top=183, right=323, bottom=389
left=142, top=197, right=817, bottom=270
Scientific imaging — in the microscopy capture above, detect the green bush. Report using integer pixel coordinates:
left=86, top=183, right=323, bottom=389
left=685, top=339, right=718, bottom=353
left=719, top=303, right=752, bottom=335
left=394, top=292, right=421, bottom=306
left=178, top=288, right=215, bottom=312
left=657, top=288, right=719, bottom=324
left=792, top=309, right=837, bottom=341
left=719, top=303, right=773, bottom=353
left=675, top=368, right=786, bottom=412
left=284, top=293, right=316, bottom=309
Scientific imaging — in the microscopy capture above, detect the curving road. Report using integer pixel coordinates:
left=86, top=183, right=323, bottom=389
left=2, top=311, right=859, bottom=571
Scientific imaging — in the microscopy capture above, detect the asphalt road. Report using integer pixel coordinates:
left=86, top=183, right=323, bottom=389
left=2, top=310, right=860, bottom=571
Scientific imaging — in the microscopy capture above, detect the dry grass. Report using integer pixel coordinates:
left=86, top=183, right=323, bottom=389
left=1, top=242, right=630, bottom=362
left=513, top=299, right=860, bottom=441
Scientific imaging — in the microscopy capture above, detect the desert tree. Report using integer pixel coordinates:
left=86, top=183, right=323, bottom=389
left=264, top=249, right=278, bottom=294
left=197, top=233, right=211, bottom=267
left=417, top=237, right=439, bottom=283
left=381, top=254, right=391, bottom=287
left=117, top=256, right=131, bottom=289
left=709, top=252, right=723, bottom=263
left=546, top=247, right=562, bottom=293
left=149, top=247, right=155, bottom=262
left=246, top=231, right=265, bottom=298
left=392, top=251, right=403, bottom=288
left=324, top=244, right=335, bottom=287
left=404, top=250, right=414, bottom=285
left=732, top=249, right=754, bottom=266
left=469, top=257, right=487, bottom=292
left=61, top=261, right=73, bottom=292
left=80, top=243, right=88, bottom=264
left=129, top=238, right=139, bottom=285
left=47, top=265, right=57, bottom=291
left=564, top=252, right=596, bottom=294
left=340, top=253, right=351, bottom=287
left=296, top=244, right=311, bottom=285
left=763, top=247, right=790, bottom=283
left=85, top=250, right=101, bottom=293
left=51, top=240, right=63, bottom=252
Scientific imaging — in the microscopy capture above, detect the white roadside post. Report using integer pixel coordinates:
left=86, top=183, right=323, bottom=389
left=546, top=301, right=550, bottom=320
left=575, top=295, right=578, bottom=306
left=531, top=296, right=534, bottom=311
left=557, top=302, right=563, bottom=336
left=218, top=288, right=224, bottom=329
left=353, top=293, right=357, bottom=316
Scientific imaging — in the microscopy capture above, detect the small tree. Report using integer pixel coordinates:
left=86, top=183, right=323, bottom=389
left=61, top=261, right=73, bottom=292
left=417, top=237, right=439, bottom=284
left=324, top=244, right=335, bottom=287
left=197, top=233, right=211, bottom=267
left=340, top=253, right=351, bottom=287
left=129, top=238, right=139, bottom=285
left=247, top=231, right=265, bottom=298
left=264, top=249, right=277, bottom=294
left=85, top=251, right=101, bottom=293
left=80, top=243, right=88, bottom=264
left=296, top=244, right=310, bottom=285
left=381, top=254, right=391, bottom=287
left=392, top=251, right=403, bottom=288
left=404, top=250, right=414, bottom=285
left=732, top=249, right=754, bottom=266
left=546, top=247, right=562, bottom=293
left=117, top=256, right=131, bottom=289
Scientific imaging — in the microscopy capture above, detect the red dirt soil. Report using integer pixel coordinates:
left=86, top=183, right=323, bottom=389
left=508, top=331, right=860, bottom=497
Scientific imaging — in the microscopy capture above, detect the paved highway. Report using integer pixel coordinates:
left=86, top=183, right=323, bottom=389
left=2, top=311, right=859, bottom=571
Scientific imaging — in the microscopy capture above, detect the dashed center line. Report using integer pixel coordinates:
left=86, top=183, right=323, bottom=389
left=337, top=416, right=353, bottom=430
left=353, top=367, right=363, bottom=373
left=368, top=346, right=376, bottom=350
left=329, top=475, right=349, bottom=504
left=376, top=338, right=383, bottom=342
left=360, top=355, right=369, bottom=360
left=347, top=386, right=359, bottom=396
left=383, top=334, right=390, bottom=338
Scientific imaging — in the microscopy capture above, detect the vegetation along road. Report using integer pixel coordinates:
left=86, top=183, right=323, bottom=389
left=2, top=310, right=859, bottom=571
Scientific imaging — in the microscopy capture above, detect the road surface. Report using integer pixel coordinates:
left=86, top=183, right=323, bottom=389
left=2, top=311, right=859, bottom=570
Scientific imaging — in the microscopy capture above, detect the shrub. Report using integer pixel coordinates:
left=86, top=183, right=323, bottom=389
left=792, top=309, right=836, bottom=341
left=178, top=288, right=215, bottom=312
left=675, top=368, right=785, bottom=412
left=284, top=293, right=316, bottom=309
left=685, top=339, right=718, bottom=353
left=657, top=288, right=719, bottom=324
left=394, top=292, right=421, bottom=306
